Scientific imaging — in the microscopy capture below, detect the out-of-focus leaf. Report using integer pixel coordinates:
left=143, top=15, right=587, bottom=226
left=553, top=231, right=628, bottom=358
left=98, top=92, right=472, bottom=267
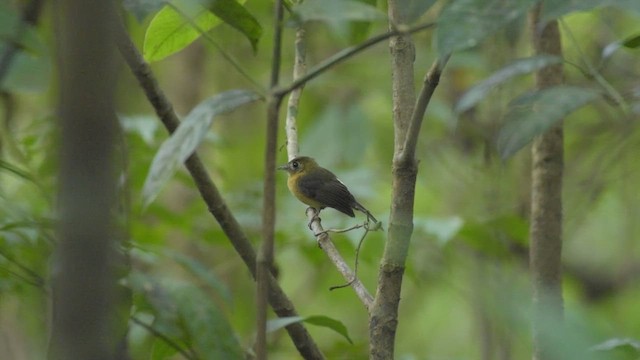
left=456, top=215, right=529, bottom=256
left=165, top=250, right=232, bottom=305
left=200, top=0, right=262, bottom=51
left=455, top=55, right=563, bottom=114
left=267, top=315, right=353, bottom=344
left=142, top=89, right=260, bottom=208
left=122, top=0, right=166, bottom=21
left=0, top=50, right=51, bottom=93
left=436, top=0, right=536, bottom=56
left=144, top=0, right=261, bottom=62
left=151, top=339, right=179, bottom=360
left=174, top=285, right=242, bottom=359
left=396, top=0, right=436, bottom=23
left=542, top=0, right=640, bottom=23
left=497, top=86, right=600, bottom=160
left=414, top=216, right=464, bottom=246
left=120, top=115, right=161, bottom=145
left=591, top=338, right=640, bottom=358
left=291, top=0, right=386, bottom=23
left=622, top=34, right=640, bottom=49
left=0, top=3, right=45, bottom=53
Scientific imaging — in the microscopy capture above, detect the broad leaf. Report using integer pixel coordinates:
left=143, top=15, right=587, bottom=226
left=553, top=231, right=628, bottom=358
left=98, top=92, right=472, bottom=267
left=142, top=89, right=260, bottom=207
left=436, top=0, right=537, bottom=56
left=267, top=315, right=353, bottom=344
left=291, top=0, right=386, bottom=24
left=455, top=55, right=563, bottom=114
left=166, top=250, right=232, bottom=305
left=542, top=0, right=640, bottom=23
left=591, top=338, right=640, bottom=356
left=174, top=285, right=243, bottom=359
left=144, top=0, right=261, bottom=62
left=622, top=34, right=640, bottom=49
left=497, top=86, right=600, bottom=159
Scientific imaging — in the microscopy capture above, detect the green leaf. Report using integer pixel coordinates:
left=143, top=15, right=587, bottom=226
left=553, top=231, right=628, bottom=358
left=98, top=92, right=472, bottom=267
left=174, top=285, right=243, bottom=360
left=591, top=338, right=640, bottom=358
left=144, top=0, right=261, bottom=62
left=622, top=34, right=640, bottom=49
left=142, top=89, right=260, bottom=207
left=455, top=55, right=563, bottom=114
left=395, top=0, right=437, bottom=24
left=267, top=315, right=353, bottom=344
left=542, top=0, right=640, bottom=23
left=201, top=0, right=262, bottom=51
left=291, top=0, right=386, bottom=23
left=0, top=50, right=51, bottom=93
left=436, top=0, right=537, bottom=56
left=165, top=250, right=232, bottom=305
left=497, top=86, right=600, bottom=159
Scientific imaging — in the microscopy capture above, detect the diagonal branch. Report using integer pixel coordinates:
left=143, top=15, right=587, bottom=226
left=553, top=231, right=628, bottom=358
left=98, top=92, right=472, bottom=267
left=113, top=15, right=324, bottom=360
left=275, top=21, right=436, bottom=98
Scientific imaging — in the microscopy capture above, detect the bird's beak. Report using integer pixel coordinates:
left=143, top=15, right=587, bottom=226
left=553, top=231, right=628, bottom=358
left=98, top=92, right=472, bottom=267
left=277, top=163, right=289, bottom=171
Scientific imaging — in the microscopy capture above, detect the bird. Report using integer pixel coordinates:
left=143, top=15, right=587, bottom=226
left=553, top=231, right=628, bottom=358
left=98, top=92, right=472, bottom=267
left=278, top=156, right=378, bottom=226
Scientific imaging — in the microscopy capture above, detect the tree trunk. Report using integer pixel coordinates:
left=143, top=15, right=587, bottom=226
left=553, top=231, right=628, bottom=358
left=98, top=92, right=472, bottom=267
left=528, top=4, right=564, bottom=360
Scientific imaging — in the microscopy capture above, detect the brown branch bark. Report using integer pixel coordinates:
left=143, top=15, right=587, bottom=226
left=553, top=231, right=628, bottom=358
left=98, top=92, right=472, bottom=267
left=113, top=15, right=324, bottom=360
left=256, top=1, right=285, bottom=358
left=49, top=0, right=119, bottom=358
left=369, top=2, right=448, bottom=358
left=528, top=4, right=564, bottom=360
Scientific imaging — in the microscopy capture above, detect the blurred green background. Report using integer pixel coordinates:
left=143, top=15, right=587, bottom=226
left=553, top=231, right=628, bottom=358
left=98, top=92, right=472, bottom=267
left=1, top=0, right=640, bottom=359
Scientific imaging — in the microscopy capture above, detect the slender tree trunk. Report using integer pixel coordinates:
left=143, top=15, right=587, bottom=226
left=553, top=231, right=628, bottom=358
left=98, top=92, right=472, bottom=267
left=369, top=1, right=416, bottom=358
left=49, top=0, right=120, bottom=358
left=528, top=4, right=564, bottom=360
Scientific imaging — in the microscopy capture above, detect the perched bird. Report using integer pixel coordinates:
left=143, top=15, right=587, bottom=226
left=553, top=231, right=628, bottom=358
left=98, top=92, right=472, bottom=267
left=278, top=156, right=378, bottom=225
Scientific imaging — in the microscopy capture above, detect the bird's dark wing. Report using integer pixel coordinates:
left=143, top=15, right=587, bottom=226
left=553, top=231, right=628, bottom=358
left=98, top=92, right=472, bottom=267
left=297, top=169, right=356, bottom=217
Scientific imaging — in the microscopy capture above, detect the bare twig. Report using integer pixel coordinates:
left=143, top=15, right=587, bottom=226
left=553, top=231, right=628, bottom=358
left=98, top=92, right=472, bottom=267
left=275, top=21, right=436, bottom=98
left=285, top=26, right=307, bottom=160
left=307, top=208, right=374, bottom=311
left=329, top=224, right=371, bottom=291
left=113, top=15, right=324, bottom=360
left=399, top=55, right=450, bottom=163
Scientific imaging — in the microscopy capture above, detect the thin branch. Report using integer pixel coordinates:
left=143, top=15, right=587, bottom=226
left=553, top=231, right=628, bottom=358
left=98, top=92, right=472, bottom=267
left=399, top=55, right=450, bottom=163
left=307, top=208, right=374, bottom=311
left=256, top=1, right=285, bottom=358
left=275, top=21, right=436, bottom=97
left=131, top=315, right=195, bottom=360
left=113, top=15, right=324, bottom=360
left=285, top=26, right=307, bottom=160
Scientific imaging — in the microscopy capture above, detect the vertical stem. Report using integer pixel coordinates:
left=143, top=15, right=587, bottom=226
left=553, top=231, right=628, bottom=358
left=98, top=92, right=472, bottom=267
left=50, top=0, right=119, bottom=358
left=369, top=1, right=416, bottom=358
left=256, top=1, right=284, bottom=358
left=528, top=4, right=564, bottom=360
left=285, top=26, right=306, bottom=160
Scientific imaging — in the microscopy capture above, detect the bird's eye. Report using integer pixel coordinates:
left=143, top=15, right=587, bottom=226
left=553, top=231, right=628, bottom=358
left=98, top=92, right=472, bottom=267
left=291, top=161, right=299, bottom=169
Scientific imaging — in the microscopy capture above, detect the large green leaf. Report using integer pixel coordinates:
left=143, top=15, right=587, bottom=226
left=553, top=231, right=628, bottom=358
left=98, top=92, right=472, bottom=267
left=455, top=55, right=563, bottom=114
left=497, top=86, right=600, bottom=159
left=174, top=285, right=243, bottom=359
left=542, top=0, right=640, bottom=23
left=144, top=0, right=261, bottom=62
left=0, top=49, right=51, bottom=93
left=267, top=315, right=353, bottom=344
left=436, top=0, right=537, bottom=56
left=142, top=89, right=260, bottom=207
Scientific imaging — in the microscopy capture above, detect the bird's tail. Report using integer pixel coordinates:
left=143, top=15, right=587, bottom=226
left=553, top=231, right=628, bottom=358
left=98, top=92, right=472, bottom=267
left=354, top=202, right=378, bottom=224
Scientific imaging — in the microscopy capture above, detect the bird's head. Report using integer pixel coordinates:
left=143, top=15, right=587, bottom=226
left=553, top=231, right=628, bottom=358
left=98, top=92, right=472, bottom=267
left=277, top=156, right=318, bottom=175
